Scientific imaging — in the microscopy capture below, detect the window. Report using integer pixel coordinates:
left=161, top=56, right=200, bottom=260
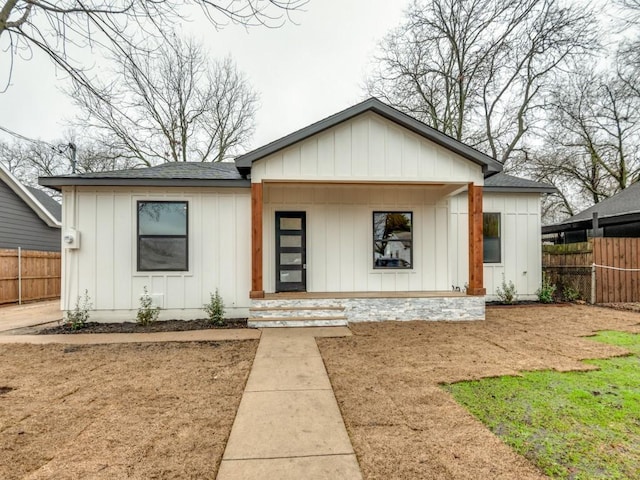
left=373, top=212, right=413, bottom=269
left=483, top=212, right=501, bottom=263
left=137, top=201, right=188, bottom=271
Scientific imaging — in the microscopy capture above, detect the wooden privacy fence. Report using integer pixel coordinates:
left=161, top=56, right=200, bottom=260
left=543, top=238, right=640, bottom=303
left=0, top=249, right=61, bottom=305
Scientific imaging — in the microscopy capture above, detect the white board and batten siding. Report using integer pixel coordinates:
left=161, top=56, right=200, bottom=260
left=255, top=112, right=486, bottom=295
left=264, top=184, right=451, bottom=293
left=450, top=192, right=543, bottom=300
left=62, top=186, right=251, bottom=321
left=251, top=112, right=484, bottom=185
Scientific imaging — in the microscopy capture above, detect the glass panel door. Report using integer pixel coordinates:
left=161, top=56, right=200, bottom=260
left=275, top=212, right=306, bottom=292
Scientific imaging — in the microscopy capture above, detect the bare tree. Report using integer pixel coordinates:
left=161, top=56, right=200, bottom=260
left=0, top=134, right=140, bottom=188
left=617, top=0, right=640, bottom=97
left=0, top=1, right=305, bottom=95
left=70, top=37, right=258, bottom=164
left=366, top=0, right=597, bottom=166
left=522, top=66, right=640, bottom=220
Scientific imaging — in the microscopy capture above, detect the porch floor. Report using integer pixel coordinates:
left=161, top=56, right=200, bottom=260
left=264, top=291, right=468, bottom=300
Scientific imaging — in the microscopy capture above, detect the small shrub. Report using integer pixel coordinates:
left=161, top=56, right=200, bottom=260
left=203, top=289, right=226, bottom=326
left=537, top=275, right=557, bottom=303
left=137, top=286, right=160, bottom=326
left=563, top=284, right=581, bottom=302
left=496, top=276, right=517, bottom=304
left=64, top=289, right=92, bottom=330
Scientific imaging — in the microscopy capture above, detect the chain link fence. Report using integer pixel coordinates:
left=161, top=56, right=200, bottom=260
left=542, top=265, right=592, bottom=302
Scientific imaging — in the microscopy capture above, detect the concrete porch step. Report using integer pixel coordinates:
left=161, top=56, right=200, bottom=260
left=248, top=316, right=349, bottom=328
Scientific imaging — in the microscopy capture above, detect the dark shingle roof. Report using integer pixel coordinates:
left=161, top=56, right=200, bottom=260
left=26, top=187, right=62, bottom=222
left=561, top=181, right=640, bottom=224
left=65, top=162, right=242, bottom=180
left=40, top=162, right=249, bottom=190
left=484, top=173, right=557, bottom=193
left=542, top=180, right=640, bottom=234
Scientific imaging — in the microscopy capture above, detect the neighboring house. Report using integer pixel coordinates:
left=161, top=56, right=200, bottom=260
left=40, top=98, right=554, bottom=325
left=542, top=181, right=640, bottom=243
left=0, top=162, right=61, bottom=251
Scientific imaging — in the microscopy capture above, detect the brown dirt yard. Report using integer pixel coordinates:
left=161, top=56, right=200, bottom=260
left=0, top=340, right=257, bottom=479
left=317, top=304, right=640, bottom=480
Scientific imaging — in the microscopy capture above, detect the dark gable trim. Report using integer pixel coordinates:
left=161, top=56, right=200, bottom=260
left=235, top=98, right=503, bottom=175
left=39, top=177, right=251, bottom=191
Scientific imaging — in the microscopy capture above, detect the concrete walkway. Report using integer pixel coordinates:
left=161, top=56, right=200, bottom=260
left=0, top=300, right=62, bottom=332
left=0, top=328, right=261, bottom=344
left=217, top=327, right=363, bottom=480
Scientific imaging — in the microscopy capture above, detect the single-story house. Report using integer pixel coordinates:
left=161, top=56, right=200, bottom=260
left=0, top=162, right=61, bottom=251
left=40, top=98, right=554, bottom=326
left=542, top=181, right=640, bottom=243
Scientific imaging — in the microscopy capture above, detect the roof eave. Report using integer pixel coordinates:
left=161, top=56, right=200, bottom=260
left=38, top=177, right=251, bottom=190
left=483, top=186, right=558, bottom=194
left=541, top=220, right=591, bottom=234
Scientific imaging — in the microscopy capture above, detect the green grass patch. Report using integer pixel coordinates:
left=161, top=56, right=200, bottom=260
left=442, top=331, right=640, bottom=479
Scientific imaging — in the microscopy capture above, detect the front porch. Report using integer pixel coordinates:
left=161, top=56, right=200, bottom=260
left=248, top=291, right=485, bottom=327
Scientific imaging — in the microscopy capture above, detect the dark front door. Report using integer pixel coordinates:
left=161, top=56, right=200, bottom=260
left=275, top=211, right=306, bottom=292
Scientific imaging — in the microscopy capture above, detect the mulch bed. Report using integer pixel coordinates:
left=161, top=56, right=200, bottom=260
left=39, top=318, right=248, bottom=334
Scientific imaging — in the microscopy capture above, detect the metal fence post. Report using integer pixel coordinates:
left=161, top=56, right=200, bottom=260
left=590, top=263, right=596, bottom=305
left=18, top=247, right=22, bottom=305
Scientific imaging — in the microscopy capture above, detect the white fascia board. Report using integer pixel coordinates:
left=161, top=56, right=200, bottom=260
left=0, top=163, right=61, bottom=228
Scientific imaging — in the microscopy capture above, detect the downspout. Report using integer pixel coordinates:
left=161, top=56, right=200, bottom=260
left=64, top=186, right=77, bottom=312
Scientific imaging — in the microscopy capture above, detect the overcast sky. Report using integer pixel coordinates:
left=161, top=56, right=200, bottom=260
left=0, top=0, right=410, bottom=151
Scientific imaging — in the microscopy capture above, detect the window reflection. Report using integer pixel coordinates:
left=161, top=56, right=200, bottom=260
left=373, top=212, right=413, bottom=269
left=138, top=201, right=188, bottom=271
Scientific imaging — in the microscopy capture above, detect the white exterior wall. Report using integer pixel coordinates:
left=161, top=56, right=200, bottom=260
left=61, top=186, right=251, bottom=321
left=251, top=112, right=484, bottom=185
left=264, top=184, right=451, bottom=293
left=449, top=192, right=543, bottom=300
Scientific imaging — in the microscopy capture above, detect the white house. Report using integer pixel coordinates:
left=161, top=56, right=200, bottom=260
left=40, top=98, right=554, bottom=326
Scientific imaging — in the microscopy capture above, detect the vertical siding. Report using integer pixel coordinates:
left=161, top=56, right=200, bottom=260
left=449, top=191, right=543, bottom=299
left=263, top=184, right=451, bottom=293
left=0, top=180, right=60, bottom=251
left=251, top=112, right=484, bottom=184
left=61, top=187, right=251, bottom=316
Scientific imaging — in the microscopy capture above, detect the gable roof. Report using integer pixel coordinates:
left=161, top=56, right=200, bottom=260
left=234, top=97, right=503, bottom=176
left=26, top=186, right=62, bottom=222
left=0, top=163, right=61, bottom=228
left=542, top=181, right=640, bottom=233
left=39, top=162, right=250, bottom=190
left=483, top=173, right=556, bottom=193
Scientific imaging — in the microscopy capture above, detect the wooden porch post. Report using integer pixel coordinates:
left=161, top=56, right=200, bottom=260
left=467, top=183, right=486, bottom=296
left=250, top=182, right=264, bottom=298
